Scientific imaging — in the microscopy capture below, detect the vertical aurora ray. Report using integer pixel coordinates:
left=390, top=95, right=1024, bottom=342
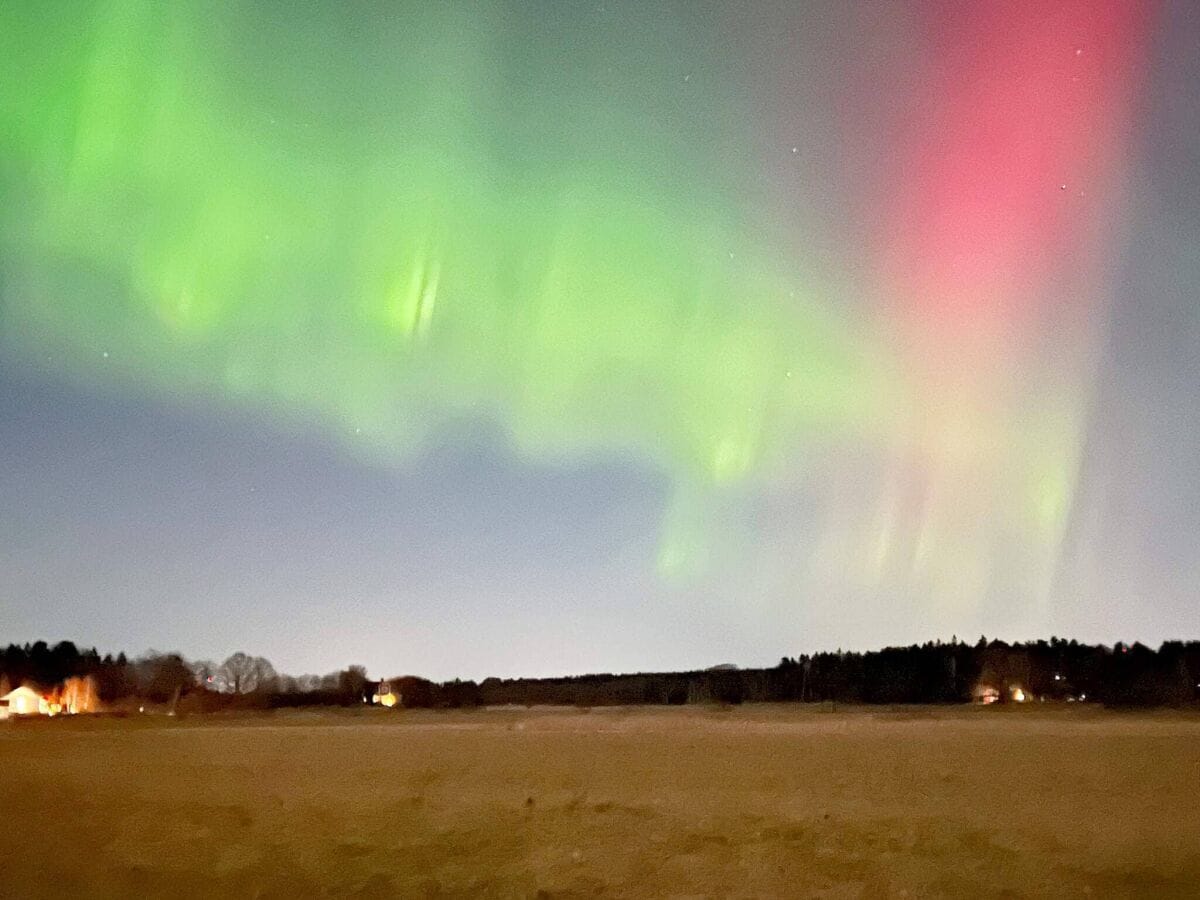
left=856, top=1, right=1158, bottom=619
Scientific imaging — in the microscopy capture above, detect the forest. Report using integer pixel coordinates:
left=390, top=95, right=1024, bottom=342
left=3, top=636, right=1199, bottom=712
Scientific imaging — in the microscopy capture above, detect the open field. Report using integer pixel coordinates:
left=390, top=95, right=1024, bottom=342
left=2, top=705, right=1198, bottom=898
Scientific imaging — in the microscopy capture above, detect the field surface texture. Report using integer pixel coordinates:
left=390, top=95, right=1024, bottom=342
left=2, top=705, right=1198, bottom=898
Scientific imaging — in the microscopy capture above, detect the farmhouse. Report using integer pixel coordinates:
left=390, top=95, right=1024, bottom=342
left=1, top=685, right=48, bottom=717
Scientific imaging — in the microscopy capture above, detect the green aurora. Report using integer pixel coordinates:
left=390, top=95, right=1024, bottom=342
left=1, top=2, right=894, bottom=578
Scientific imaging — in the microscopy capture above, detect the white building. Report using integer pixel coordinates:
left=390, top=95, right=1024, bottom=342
left=1, top=686, right=48, bottom=716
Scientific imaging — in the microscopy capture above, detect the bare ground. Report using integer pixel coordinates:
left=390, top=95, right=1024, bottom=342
left=1, top=705, right=1198, bottom=898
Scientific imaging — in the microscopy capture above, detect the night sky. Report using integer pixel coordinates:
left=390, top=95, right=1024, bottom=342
left=2, top=1, right=1197, bottom=680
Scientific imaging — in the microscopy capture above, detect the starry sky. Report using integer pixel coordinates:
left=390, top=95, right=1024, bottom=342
left=1, top=1, right=1197, bottom=680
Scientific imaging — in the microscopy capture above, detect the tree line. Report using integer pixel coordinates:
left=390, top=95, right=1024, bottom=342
left=0, top=641, right=370, bottom=711
left=3, top=637, right=1198, bottom=711
left=412, top=637, right=1200, bottom=708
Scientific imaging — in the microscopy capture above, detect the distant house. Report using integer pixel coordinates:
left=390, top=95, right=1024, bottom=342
left=972, top=683, right=1030, bottom=704
left=371, top=680, right=399, bottom=708
left=973, top=684, right=1000, bottom=704
left=1, top=686, right=48, bottom=717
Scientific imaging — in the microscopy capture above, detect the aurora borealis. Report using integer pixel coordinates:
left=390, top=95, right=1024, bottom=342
left=2, top=1, right=1197, bottom=678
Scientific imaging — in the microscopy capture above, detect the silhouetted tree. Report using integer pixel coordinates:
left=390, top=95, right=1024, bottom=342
left=220, top=652, right=277, bottom=694
left=137, top=653, right=194, bottom=704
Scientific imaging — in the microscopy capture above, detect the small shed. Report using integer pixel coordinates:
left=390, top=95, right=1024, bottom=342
left=1, top=686, right=47, bottom=716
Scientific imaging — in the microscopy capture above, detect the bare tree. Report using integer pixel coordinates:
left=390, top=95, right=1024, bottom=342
left=252, top=656, right=278, bottom=694
left=220, top=652, right=277, bottom=694
left=295, top=673, right=322, bottom=693
left=135, top=652, right=194, bottom=703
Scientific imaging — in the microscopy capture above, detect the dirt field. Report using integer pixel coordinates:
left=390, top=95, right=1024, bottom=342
left=1, top=705, right=1197, bottom=898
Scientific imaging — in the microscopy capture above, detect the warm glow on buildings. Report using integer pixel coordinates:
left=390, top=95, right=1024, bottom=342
left=371, top=681, right=399, bottom=708
left=974, top=685, right=1000, bottom=705
left=973, top=684, right=1033, bottom=704
left=1, top=685, right=49, bottom=716
left=55, top=675, right=101, bottom=714
left=1, top=677, right=102, bottom=720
